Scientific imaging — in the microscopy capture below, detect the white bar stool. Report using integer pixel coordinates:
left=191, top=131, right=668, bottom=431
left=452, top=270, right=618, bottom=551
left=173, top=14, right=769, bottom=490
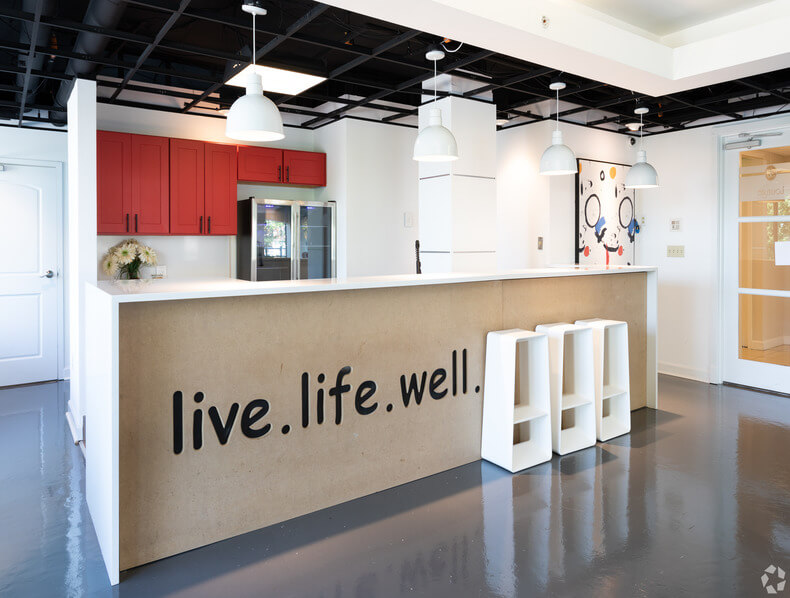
left=575, top=319, right=631, bottom=441
left=534, top=323, right=596, bottom=455
left=482, top=329, right=552, bottom=472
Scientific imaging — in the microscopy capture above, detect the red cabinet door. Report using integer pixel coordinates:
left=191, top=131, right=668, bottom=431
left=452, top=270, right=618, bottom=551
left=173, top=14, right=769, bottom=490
left=237, top=146, right=282, bottom=183
left=283, top=150, right=326, bottom=186
left=97, top=131, right=132, bottom=234
left=204, top=143, right=238, bottom=235
left=169, top=138, right=205, bottom=235
left=131, top=134, right=169, bottom=234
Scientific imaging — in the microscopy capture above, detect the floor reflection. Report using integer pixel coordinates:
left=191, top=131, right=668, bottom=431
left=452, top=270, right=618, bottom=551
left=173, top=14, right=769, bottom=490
left=0, top=376, right=788, bottom=597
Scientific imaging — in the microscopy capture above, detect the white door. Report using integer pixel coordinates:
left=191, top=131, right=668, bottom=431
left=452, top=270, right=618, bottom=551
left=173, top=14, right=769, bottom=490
left=723, top=131, right=790, bottom=393
left=0, top=160, right=62, bottom=387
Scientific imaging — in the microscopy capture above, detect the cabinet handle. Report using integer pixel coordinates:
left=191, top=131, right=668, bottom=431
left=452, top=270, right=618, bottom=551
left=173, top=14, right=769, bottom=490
left=286, top=165, right=290, bottom=182
left=199, top=215, right=203, bottom=234
left=126, top=213, right=129, bottom=232
left=207, top=216, right=211, bottom=234
left=277, top=165, right=281, bottom=182
left=135, top=213, right=138, bottom=233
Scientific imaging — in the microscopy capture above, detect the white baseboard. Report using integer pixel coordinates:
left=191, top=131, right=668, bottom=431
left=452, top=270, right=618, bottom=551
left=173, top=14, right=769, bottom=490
left=65, top=411, right=81, bottom=446
left=658, top=361, right=711, bottom=383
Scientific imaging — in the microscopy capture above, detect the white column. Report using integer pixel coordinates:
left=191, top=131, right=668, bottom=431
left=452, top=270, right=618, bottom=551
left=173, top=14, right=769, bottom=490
left=418, top=78, right=497, bottom=273
left=66, top=79, right=97, bottom=443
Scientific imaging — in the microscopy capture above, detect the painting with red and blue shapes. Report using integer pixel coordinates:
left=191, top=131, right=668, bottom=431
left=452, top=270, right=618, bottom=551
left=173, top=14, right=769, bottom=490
left=575, top=158, right=639, bottom=266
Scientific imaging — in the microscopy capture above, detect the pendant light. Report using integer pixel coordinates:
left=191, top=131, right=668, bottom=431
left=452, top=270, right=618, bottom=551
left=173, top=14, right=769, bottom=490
left=225, top=1, right=284, bottom=142
left=413, top=46, right=458, bottom=162
left=624, top=102, right=658, bottom=189
left=540, top=79, right=576, bottom=175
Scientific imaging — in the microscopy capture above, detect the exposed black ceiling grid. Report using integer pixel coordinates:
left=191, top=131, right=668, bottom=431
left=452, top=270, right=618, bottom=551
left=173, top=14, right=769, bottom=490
left=0, top=0, right=788, bottom=135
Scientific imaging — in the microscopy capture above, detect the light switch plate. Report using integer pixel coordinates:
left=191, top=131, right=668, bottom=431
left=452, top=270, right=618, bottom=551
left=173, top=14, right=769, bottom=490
left=403, top=211, right=414, bottom=228
left=537, top=236, right=544, bottom=250
left=671, top=218, right=681, bottom=231
left=667, top=245, right=685, bottom=258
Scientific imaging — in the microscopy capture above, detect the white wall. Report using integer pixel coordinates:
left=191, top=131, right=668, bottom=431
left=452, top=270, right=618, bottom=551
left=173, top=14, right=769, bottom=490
left=496, top=120, right=635, bottom=269
left=640, top=113, right=790, bottom=383
left=637, top=127, right=718, bottom=382
left=346, top=119, right=419, bottom=276
left=315, top=118, right=418, bottom=277
left=67, top=79, right=97, bottom=438
left=0, top=126, right=69, bottom=379
left=496, top=111, right=790, bottom=384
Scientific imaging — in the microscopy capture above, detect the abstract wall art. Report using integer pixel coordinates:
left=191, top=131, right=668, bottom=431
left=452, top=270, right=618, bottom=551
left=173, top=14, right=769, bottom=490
left=575, top=158, right=639, bottom=266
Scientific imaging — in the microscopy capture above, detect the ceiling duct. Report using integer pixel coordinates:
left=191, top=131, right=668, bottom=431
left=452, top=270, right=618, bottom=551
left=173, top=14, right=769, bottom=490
left=51, top=0, right=128, bottom=123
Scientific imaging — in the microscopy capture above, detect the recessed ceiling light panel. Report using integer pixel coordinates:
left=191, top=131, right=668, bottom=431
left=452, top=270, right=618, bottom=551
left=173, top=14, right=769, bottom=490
left=226, top=64, right=326, bottom=96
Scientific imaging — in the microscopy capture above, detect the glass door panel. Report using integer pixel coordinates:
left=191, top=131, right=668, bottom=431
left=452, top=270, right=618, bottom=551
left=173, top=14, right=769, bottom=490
left=736, top=147, right=790, bottom=370
left=297, top=204, right=334, bottom=279
left=256, top=203, right=293, bottom=281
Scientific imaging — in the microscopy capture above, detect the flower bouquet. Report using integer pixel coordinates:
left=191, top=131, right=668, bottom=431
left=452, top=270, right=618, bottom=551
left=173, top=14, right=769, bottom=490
left=102, top=239, right=158, bottom=280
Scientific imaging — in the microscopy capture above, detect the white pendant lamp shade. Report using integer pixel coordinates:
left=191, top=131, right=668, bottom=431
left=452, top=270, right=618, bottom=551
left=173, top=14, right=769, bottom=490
left=225, top=73, right=285, bottom=141
left=624, top=149, right=658, bottom=188
left=413, top=107, right=459, bottom=162
left=539, top=129, right=576, bottom=175
left=225, top=2, right=284, bottom=143
left=540, top=80, right=576, bottom=176
left=225, top=72, right=284, bottom=142
left=624, top=102, right=658, bottom=189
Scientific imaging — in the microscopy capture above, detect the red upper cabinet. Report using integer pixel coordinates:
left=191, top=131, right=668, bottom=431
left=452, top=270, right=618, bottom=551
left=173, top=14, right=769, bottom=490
left=131, top=134, right=170, bottom=234
left=204, top=143, right=238, bottom=235
left=97, top=131, right=133, bottom=234
left=169, top=138, right=205, bottom=235
left=237, top=146, right=283, bottom=183
left=283, top=150, right=326, bottom=186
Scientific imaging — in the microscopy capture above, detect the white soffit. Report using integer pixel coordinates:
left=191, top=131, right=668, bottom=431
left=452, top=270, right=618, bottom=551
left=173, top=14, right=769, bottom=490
left=318, top=0, right=790, bottom=97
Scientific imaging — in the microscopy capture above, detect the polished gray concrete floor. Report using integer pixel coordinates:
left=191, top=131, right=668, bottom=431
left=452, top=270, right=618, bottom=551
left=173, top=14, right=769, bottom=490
left=1, top=376, right=789, bottom=597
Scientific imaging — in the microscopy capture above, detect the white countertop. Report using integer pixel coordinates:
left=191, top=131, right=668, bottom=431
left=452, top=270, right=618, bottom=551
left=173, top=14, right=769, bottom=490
left=94, top=265, right=657, bottom=303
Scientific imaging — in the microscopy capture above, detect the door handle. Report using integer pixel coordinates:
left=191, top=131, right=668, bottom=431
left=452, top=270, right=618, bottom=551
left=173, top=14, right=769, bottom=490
left=207, top=216, right=211, bottom=234
left=277, top=165, right=281, bottom=182
left=126, top=213, right=129, bottom=232
left=135, top=213, right=138, bottom=233
left=286, top=166, right=290, bottom=182
left=40, top=270, right=54, bottom=279
left=199, top=215, right=203, bottom=234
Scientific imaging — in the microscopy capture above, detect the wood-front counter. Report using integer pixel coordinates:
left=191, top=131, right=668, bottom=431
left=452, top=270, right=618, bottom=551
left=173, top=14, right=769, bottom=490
left=83, top=267, right=657, bottom=583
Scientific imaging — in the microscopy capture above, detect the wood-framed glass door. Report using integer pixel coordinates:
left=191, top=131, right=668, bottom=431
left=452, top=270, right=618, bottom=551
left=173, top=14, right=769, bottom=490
left=723, top=132, right=790, bottom=393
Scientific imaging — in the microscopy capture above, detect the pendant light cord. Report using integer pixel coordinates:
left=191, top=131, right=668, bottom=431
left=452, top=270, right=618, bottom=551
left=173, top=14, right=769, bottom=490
left=555, top=87, right=560, bottom=131
left=252, top=12, right=256, bottom=66
left=640, top=110, right=644, bottom=150
left=434, top=59, right=437, bottom=104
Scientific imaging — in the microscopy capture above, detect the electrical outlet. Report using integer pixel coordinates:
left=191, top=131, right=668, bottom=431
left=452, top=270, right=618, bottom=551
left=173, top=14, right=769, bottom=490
left=153, top=265, right=167, bottom=279
left=537, top=236, right=544, bottom=250
left=667, top=245, right=685, bottom=258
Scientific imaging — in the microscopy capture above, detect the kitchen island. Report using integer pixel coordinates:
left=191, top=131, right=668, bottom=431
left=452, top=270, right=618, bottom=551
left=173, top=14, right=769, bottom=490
left=83, top=266, right=657, bottom=584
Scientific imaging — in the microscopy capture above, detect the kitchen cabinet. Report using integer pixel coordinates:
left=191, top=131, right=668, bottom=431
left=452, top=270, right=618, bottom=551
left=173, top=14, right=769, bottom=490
left=204, top=142, right=238, bottom=235
left=237, top=146, right=326, bottom=187
left=237, top=146, right=283, bottom=183
left=169, top=138, right=205, bottom=235
left=97, top=131, right=132, bottom=234
left=97, top=131, right=168, bottom=234
left=170, top=139, right=237, bottom=235
left=131, top=134, right=169, bottom=234
left=283, top=150, right=326, bottom=186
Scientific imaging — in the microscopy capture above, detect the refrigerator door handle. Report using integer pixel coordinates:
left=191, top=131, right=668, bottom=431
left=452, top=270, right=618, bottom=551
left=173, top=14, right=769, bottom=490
left=292, top=204, right=299, bottom=280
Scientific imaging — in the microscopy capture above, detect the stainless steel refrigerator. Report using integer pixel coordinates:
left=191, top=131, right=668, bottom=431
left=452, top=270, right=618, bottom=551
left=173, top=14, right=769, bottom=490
left=237, top=198, right=337, bottom=281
